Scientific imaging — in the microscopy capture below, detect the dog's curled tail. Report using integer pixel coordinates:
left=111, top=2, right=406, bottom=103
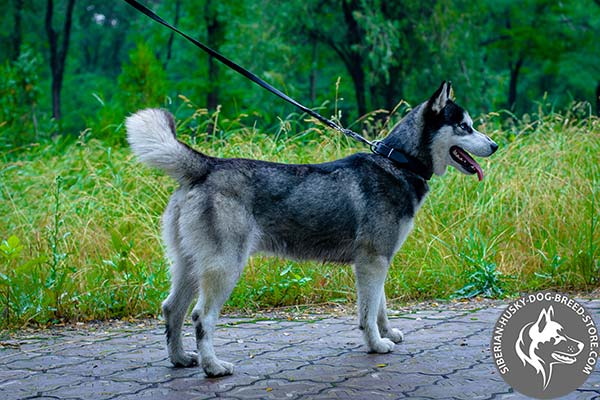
left=126, top=108, right=209, bottom=184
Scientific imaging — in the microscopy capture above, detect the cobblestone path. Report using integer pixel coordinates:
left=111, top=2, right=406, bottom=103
left=1, top=301, right=598, bottom=399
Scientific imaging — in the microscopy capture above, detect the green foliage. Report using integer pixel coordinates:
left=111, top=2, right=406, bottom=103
left=77, top=42, right=170, bottom=144
left=0, top=136, right=173, bottom=327
left=3, top=0, right=599, bottom=141
left=44, top=175, right=75, bottom=320
left=1, top=236, right=29, bottom=324
left=0, top=0, right=600, bottom=327
left=117, top=42, right=167, bottom=111
left=0, top=47, right=39, bottom=122
left=1, top=111, right=598, bottom=327
left=0, top=234, right=48, bottom=326
left=355, top=3, right=399, bottom=86
left=0, top=46, right=51, bottom=150
left=453, top=263, right=506, bottom=299
left=228, top=263, right=315, bottom=309
left=451, top=232, right=509, bottom=299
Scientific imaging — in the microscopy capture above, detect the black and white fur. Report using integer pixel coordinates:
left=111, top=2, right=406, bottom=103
left=126, top=82, right=498, bottom=377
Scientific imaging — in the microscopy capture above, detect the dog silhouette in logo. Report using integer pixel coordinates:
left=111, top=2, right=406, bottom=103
left=515, top=306, right=584, bottom=389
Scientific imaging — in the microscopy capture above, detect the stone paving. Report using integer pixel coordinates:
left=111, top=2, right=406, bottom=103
left=1, top=300, right=599, bottom=400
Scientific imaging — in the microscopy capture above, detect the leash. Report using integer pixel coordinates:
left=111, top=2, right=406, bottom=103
left=123, top=0, right=432, bottom=180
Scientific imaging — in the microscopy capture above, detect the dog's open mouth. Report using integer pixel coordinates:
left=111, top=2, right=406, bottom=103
left=552, top=351, right=577, bottom=364
left=450, top=146, right=484, bottom=181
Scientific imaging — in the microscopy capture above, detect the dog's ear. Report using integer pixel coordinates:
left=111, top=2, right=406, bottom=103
left=535, top=307, right=553, bottom=333
left=430, top=81, right=452, bottom=114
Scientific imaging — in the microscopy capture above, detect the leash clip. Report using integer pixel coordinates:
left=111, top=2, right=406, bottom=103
left=370, top=140, right=381, bottom=155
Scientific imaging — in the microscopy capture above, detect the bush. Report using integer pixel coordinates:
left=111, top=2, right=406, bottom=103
left=80, top=42, right=170, bottom=145
left=0, top=47, right=54, bottom=150
left=117, top=42, right=167, bottom=111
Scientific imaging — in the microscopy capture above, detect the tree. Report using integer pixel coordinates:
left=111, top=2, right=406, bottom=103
left=205, top=0, right=226, bottom=112
left=358, top=1, right=433, bottom=112
left=304, top=0, right=368, bottom=117
left=76, top=1, right=134, bottom=76
left=164, top=0, right=182, bottom=69
left=296, top=0, right=434, bottom=119
left=482, top=0, right=582, bottom=111
left=117, top=42, right=167, bottom=110
left=45, top=0, right=76, bottom=120
left=596, top=83, right=600, bottom=116
left=10, top=0, right=24, bottom=61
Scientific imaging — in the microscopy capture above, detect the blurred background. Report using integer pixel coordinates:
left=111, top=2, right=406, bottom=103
left=1, top=0, right=600, bottom=144
left=0, top=1, right=598, bottom=326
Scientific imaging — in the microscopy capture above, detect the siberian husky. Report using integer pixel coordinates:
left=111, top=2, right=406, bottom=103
left=126, top=82, right=498, bottom=377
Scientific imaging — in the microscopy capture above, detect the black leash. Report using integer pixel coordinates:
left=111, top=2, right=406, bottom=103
left=123, top=0, right=432, bottom=180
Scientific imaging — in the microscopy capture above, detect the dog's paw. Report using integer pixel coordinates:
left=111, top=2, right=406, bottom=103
left=203, top=359, right=234, bottom=378
left=383, top=328, right=404, bottom=344
left=368, top=338, right=395, bottom=354
left=171, top=352, right=199, bottom=368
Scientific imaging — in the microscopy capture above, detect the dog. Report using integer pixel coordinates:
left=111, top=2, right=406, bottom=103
left=125, top=81, right=498, bottom=377
left=515, top=306, right=584, bottom=389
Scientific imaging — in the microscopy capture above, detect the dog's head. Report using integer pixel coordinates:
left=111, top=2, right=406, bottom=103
left=383, top=81, right=498, bottom=180
left=425, top=81, right=498, bottom=180
left=522, top=306, right=584, bottom=364
left=515, top=306, right=584, bottom=389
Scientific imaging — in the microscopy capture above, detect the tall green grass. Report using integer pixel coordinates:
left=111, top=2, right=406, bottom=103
left=1, top=108, right=598, bottom=327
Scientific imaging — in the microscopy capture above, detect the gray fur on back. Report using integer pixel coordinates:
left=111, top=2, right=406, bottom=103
left=172, top=150, right=427, bottom=264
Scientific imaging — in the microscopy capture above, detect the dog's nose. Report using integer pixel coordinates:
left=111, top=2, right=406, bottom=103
left=490, top=142, right=499, bottom=154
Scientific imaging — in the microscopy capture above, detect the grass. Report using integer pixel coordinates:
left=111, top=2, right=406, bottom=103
left=0, top=106, right=598, bottom=327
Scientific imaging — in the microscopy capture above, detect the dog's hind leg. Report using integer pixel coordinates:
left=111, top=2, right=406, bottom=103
left=162, top=196, right=199, bottom=368
left=377, top=293, right=403, bottom=343
left=191, top=253, right=246, bottom=378
left=162, top=265, right=199, bottom=367
left=354, top=255, right=395, bottom=353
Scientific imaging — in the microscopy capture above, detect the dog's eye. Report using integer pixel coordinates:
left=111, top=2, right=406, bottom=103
left=554, top=336, right=565, bottom=344
left=459, top=123, right=472, bottom=133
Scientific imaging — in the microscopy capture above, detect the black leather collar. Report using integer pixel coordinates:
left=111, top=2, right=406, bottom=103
left=371, top=141, right=433, bottom=181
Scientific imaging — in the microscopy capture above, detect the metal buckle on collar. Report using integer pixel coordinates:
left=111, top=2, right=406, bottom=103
left=370, top=141, right=432, bottom=181
left=370, top=140, right=380, bottom=154
left=371, top=141, right=394, bottom=158
left=370, top=140, right=384, bottom=155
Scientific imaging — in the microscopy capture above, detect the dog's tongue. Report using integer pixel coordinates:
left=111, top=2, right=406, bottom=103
left=456, top=147, right=484, bottom=181
left=473, top=160, right=484, bottom=182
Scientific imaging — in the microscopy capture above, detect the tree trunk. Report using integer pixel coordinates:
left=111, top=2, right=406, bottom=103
left=348, top=65, right=367, bottom=118
left=596, top=81, right=600, bottom=117
left=45, top=0, right=76, bottom=121
left=164, top=0, right=181, bottom=69
left=307, top=0, right=367, bottom=118
left=341, top=0, right=367, bottom=117
left=11, top=0, right=24, bottom=61
left=309, top=37, right=317, bottom=104
left=370, top=64, right=403, bottom=113
left=508, top=56, right=524, bottom=111
left=205, top=0, right=224, bottom=113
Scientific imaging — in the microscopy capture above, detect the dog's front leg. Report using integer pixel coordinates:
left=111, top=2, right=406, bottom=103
left=354, top=255, right=395, bottom=353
